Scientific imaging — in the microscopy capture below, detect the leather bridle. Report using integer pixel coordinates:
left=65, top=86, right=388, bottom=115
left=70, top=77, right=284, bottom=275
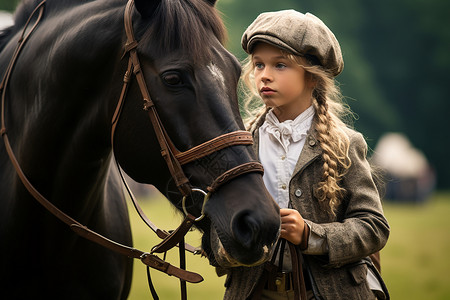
left=0, top=0, right=265, bottom=298
left=114, top=0, right=263, bottom=200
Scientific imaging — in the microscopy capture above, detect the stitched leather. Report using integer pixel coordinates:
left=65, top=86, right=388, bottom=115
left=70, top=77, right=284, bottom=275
left=208, top=162, right=264, bottom=193
left=115, top=0, right=264, bottom=197
left=151, top=214, right=196, bottom=254
left=0, top=0, right=263, bottom=295
left=176, top=131, right=254, bottom=165
left=0, top=0, right=202, bottom=285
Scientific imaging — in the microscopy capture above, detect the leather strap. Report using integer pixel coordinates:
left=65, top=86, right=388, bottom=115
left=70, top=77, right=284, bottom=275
left=251, top=240, right=307, bottom=299
left=114, top=157, right=203, bottom=253
left=175, top=130, right=254, bottom=165
left=179, top=237, right=188, bottom=300
left=1, top=1, right=46, bottom=131
left=288, top=242, right=307, bottom=299
left=0, top=0, right=203, bottom=285
left=118, top=0, right=264, bottom=197
left=1, top=1, right=263, bottom=298
left=207, top=161, right=264, bottom=193
left=0, top=2, right=79, bottom=228
left=121, top=0, right=192, bottom=196
left=140, top=253, right=203, bottom=283
left=151, top=214, right=196, bottom=254
left=71, top=224, right=201, bottom=283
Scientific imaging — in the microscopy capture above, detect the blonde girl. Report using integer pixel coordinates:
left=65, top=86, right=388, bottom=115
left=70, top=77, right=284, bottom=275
left=221, top=10, right=390, bottom=300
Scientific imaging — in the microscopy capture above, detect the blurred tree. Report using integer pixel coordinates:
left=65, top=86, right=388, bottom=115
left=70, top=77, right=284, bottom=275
left=0, top=0, right=18, bottom=12
left=357, top=0, right=450, bottom=189
left=218, top=0, right=450, bottom=188
left=1, top=0, right=448, bottom=187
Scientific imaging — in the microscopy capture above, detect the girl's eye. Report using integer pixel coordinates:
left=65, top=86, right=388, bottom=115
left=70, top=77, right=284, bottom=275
left=276, top=63, right=287, bottom=69
left=254, top=62, right=264, bottom=69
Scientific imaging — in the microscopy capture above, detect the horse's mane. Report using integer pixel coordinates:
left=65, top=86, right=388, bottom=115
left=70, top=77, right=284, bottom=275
left=138, top=0, right=227, bottom=60
left=0, top=0, right=227, bottom=57
left=0, top=0, right=94, bottom=52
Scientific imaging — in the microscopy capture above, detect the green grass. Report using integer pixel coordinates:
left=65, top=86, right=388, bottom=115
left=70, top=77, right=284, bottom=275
left=381, top=192, right=450, bottom=300
left=127, top=190, right=450, bottom=299
left=127, top=190, right=225, bottom=300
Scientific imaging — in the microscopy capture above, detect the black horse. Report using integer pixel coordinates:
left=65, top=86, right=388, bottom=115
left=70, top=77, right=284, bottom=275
left=0, top=0, right=280, bottom=299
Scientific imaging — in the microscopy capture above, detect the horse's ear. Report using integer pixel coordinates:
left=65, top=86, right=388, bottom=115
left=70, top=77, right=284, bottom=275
left=134, top=0, right=162, bottom=19
left=205, top=0, right=218, bottom=6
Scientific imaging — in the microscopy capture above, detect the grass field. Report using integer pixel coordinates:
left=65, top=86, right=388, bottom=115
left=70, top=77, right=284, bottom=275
left=381, top=192, right=450, bottom=300
left=127, top=190, right=450, bottom=299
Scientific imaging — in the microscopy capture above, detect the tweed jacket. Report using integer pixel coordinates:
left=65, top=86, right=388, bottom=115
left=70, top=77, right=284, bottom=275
left=222, top=113, right=390, bottom=300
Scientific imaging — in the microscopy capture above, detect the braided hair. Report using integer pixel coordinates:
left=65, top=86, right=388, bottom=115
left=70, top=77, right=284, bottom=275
left=241, top=52, right=353, bottom=216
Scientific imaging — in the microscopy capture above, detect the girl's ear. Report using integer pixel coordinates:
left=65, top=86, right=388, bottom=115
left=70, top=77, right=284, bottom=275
left=306, top=72, right=318, bottom=89
left=135, top=0, right=162, bottom=19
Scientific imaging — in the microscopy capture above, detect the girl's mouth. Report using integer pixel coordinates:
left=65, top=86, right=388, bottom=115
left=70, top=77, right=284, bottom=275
left=260, top=87, right=276, bottom=95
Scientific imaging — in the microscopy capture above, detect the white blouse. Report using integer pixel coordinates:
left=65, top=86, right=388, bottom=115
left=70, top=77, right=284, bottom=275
left=258, top=106, right=329, bottom=256
left=259, top=106, right=315, bottom=208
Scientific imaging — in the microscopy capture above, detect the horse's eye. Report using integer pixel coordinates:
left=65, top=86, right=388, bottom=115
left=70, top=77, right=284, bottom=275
left=162, top=73, right=182, bottom=86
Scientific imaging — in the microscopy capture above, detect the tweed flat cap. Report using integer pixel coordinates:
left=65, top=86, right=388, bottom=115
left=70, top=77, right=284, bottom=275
left=242, top=10, right=344, bottom=76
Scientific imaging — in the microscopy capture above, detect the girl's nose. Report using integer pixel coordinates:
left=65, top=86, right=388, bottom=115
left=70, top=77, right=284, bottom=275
left=261, top=70, right=273, bottom=83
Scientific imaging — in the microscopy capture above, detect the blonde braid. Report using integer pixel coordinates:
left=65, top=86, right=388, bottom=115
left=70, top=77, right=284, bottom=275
left=312, top=73, right=352, bottom=217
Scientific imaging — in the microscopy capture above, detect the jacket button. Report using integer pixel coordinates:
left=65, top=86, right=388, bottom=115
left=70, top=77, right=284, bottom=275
left=308, top=138, right=316, bottom=146
left=295, top=189, right=302, bottom=197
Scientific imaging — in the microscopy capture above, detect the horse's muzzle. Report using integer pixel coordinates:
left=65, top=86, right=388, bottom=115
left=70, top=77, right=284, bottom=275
left=209, top=215, right=281, bottom=267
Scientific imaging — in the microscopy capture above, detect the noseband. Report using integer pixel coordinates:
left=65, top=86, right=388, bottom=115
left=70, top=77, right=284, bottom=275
left=112, top=0, right=263, bottom=202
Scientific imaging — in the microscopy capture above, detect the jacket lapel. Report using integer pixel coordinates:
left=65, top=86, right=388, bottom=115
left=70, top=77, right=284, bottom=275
left=291, top=129, right=322, bottom=178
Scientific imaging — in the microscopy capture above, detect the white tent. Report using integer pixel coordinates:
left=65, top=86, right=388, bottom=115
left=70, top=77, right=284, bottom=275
left=0, top=11, right=13, bottom=30
left=372, top=132, right=435, bottom=202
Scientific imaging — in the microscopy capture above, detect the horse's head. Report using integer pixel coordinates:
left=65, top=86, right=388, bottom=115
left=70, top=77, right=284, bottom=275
left=113, top=0, right=280, bottom=267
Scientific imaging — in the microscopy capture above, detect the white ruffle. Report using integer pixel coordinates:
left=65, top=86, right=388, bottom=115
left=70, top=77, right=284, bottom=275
left=261, top=106, right=315, bottom=151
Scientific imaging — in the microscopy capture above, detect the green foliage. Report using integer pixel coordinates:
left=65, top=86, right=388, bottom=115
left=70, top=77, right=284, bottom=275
left=0, top=0, right=18, bottom=12
left=1, top=0, right=448, bottom=187
left=218, top=0, right=450, bottom=188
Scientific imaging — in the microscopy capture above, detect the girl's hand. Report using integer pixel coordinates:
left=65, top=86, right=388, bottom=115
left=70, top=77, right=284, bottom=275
left=280, top=208, right=306, bottom=245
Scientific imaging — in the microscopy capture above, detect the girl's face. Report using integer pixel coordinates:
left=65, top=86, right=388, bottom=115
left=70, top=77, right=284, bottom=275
left=252, top=43, right=314, bottom=121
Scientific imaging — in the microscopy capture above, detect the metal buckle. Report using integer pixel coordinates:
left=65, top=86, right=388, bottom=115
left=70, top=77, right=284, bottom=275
left=182, top=188, right=210, bottom=222
left=275, top=272, right=292, bottom=293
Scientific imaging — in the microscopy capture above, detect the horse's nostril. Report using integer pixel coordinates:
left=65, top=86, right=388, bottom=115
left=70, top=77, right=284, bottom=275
left=231, top=210, right=260, bottom=249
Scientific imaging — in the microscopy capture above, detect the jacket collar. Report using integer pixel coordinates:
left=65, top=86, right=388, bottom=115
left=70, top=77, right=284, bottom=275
left=251, top=111, right=322, bottom=177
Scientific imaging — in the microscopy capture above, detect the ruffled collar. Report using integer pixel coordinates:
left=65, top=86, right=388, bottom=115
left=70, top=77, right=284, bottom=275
left=261, top=106, right=315, bottom=150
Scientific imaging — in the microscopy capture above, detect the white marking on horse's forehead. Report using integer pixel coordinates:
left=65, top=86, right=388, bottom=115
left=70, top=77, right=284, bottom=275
left=207, top=62, right=226, bottom=89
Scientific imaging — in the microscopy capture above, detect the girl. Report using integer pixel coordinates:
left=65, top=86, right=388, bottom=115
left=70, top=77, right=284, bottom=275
left=222, top=10, right=390, bottom=300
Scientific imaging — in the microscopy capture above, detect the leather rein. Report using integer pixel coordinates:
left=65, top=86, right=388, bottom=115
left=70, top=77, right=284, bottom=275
left=0, top=0, right=264, bottom=297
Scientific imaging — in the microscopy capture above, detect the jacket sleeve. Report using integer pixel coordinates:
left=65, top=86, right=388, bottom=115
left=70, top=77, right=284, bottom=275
left=306, top=131, right=390, bottom=267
